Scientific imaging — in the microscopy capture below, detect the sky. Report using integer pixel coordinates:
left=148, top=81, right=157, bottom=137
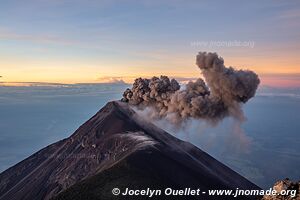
left=0, top=0, right=300, bottom=87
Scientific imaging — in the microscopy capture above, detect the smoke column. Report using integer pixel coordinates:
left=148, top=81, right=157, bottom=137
left=122, top=52, right=260, bottom=124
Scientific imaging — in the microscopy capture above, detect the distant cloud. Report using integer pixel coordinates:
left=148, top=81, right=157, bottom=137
left=96, top=76, right=202, bottom=85
left=97, top=76, right=127, bottom=84
left=170, top=77, right=199, bottom=84
left=257, top=85, right=300, bottom=99
left=0, top=82, right=71, bottom=87
left=259, top=73, right=300, bottom=88
left=0, top=31, right=72, bottom=46
left=0, top=28, right=122, bottom=50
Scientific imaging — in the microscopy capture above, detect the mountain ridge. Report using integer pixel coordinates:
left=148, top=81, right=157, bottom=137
left=0, top=101, right=260, bottom=200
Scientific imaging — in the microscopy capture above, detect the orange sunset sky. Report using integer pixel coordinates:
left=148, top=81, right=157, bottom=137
left=0, top=0, right=300, bottom=87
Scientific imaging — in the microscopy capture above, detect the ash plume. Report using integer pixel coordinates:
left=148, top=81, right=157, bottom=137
left=122, top=52, right=260, bottom=124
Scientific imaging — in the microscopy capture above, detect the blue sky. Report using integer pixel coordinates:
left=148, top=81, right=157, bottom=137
left=0, top=0, right=300, bottom=85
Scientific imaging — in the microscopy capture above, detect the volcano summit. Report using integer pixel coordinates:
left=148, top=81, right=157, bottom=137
left=0, top=101, right=260, bottom=200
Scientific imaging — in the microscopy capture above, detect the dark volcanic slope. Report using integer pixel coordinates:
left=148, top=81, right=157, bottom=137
left=0, top=101, right=260, bottom=200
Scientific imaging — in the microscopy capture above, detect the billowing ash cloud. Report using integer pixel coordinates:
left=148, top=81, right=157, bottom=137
left=122, top=52, right=260, bottom=123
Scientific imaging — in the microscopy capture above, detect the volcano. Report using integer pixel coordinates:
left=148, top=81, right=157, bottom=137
left=0, top=101, right=260, bottom=200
